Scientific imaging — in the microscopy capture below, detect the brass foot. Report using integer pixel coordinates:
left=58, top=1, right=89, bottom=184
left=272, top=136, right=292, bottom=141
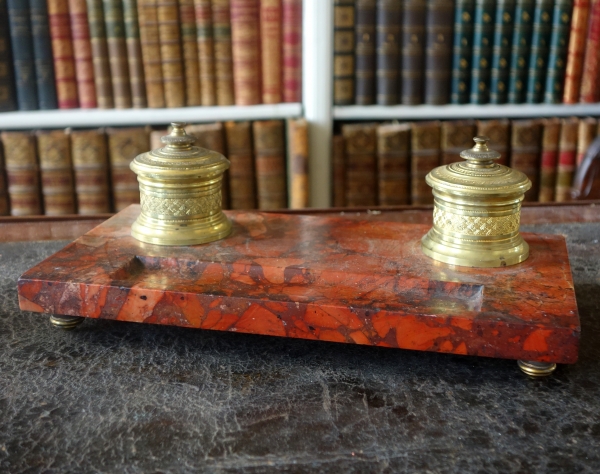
left=49, top=315, right=85, bottom=330
left=517, top=360, right=557, bottom=377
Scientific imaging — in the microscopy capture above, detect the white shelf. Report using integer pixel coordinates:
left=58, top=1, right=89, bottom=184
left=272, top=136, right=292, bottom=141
left=333, top=103, right=600, bottom=121
left=0, top=103, right=303, bottom=129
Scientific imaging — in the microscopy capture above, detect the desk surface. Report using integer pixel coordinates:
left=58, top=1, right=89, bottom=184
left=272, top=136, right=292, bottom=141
left=1, top=212, right=599, bottom=472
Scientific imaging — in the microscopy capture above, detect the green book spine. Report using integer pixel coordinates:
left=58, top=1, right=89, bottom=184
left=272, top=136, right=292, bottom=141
left=544, top=0, right=573, bottom=103
left=470, top=0, right=495, bottom=103
left=490, top=0, right=515, bottom=104
left=507, top=0, right=535, bottom=103
left=103, top=0, right=132, bottom=108
left=525, top=0, right=553, bottom=103
left=87, top=0, right=114, bottom=108
left=451, top=0, right=475, bottom=104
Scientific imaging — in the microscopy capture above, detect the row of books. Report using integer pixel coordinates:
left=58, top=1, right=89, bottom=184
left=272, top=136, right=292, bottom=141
left=0, top=119, right=309, bottom=216
left=334, top=0, right=600, bottom=106
left=332, top=117, right=600, bottom=207
left=0, top=0, right=302, bottom=112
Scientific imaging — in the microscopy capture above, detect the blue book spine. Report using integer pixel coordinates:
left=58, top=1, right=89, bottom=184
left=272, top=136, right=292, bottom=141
left=451, top=0, right=476, bottom=104
left=507, top=0, right=536, bottom=103
left=544, top=0, right=573, bottom=103
left=470, top=0, right=496, bottom=104
left=490, top=0, right=516, bottom=104
left=30, top=0, right=58, bottom=110
left=525, top=0, right=553, bottom=103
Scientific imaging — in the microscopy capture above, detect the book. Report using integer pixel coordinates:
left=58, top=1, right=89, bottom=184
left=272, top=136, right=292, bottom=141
left=489, top=0, right=515, bottom=104
left=450, top=0, right=475, bottom=104
left=579, top=0, right=600, bottom=102
left=0, top=0, right=16, bottom=112
left=401, top=0, right=426, bottom=105
left=36, top=129, right=76, bottom=215
left=470, top=0, right=495, bottom=104
left=260, top=0, right=283, bottom=104
left=544, top=0, right=572, bottom=103
left=510, top=119, right=542, bottom=201
left=525, top=0, right=553, bottom=103
left=424, top=0, right=453, bottom=105
left=87, top=0, right=113, bottom=108
left=332, top=135, right=346, bottom=207
left=1, top=131, right=43, bottom=216
left=410, top=121, right=440, bottom=205
left=103, top=0, right=132, bottom=108
left=30, top=0, right=59, bottom=109
left=224, top=121, right=256, bottom=209
left=286, top=118, right=309, bottom=209
left=157, top=0, right=185, bottom=107
left=555, top=117, right=578, bottom=201
left=377, top=123, right=410, bottom=205
left=195, top=0, right=217, bottom=106
left=538, top=117, right=560, bottom=202
left=179, top=0, right=201, bottom=106
left=508, top=0, right=535, bottom=104
left=68, top=0, right=97, bottom=108
left=343, top=123, right=377, bottom=206
left=441, top=120, right=477, bottom=164
left=123, top=0, right=147, bottom=108
left=0, top=147, right=9, bottom=215
left=355, top=0, right=376, bottom=105
left=334, top=0, right=356, bottom=105
left=576, top=117, right=598, bottom=167
left=282, top=0, right=302, bottom=103
left=253, top=120, right=287, bottom=210
left=211, top=0, right=235, bottom=105
left=563, top=0, right=590, bottom=103
left=138, top=0, right=165, bottom=108
left=477, top=119, right=510, bottom=165
left=376, top=0, right=401, bottom=105
left=231, top=0, right=261, bottom=105
left=70, top=128, right=111, bottom=214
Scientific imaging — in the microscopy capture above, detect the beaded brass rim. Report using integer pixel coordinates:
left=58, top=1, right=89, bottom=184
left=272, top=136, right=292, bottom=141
left=517, top=360, right=557, bottom=377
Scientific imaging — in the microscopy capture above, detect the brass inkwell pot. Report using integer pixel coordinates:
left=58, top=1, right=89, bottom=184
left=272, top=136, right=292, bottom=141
left=421, top=136, right=531, bottom=267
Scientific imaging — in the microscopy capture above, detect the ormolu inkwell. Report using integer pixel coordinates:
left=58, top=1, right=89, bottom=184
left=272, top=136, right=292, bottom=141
left=421, top=136, right=531, bottom=267
left=130, top=122, right=231, bottom=246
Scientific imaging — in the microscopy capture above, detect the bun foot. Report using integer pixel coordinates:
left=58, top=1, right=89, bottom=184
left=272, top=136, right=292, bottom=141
left=517, top=360, right=557, bottom=377
left=49, top=315, right=85, bottom=330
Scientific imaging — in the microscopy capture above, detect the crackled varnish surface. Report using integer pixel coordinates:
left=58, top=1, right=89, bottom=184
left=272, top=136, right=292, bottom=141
left=17, top=205, right=579, bottom=363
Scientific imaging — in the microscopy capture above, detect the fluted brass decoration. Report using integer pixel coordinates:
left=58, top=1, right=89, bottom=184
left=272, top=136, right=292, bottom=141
left=421, top=136, right=531, bottom=267
left=130, top=122, right=232, bottom=246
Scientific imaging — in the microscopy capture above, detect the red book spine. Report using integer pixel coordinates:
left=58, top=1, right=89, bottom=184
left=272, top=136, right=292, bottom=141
left=580, top=0, right=600, bottom=103
left=260, top=0, right=282, bottom=104
left=563, top=0, right=590, bottom=103
left=282, top=0, right=301, bottom=102
left=231, top=0, right=261, bottom=105
left=68, top=0, right=97, bottom=108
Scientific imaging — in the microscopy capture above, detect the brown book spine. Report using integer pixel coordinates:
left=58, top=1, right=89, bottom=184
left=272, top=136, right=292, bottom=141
left=510, top=119, right=543, bottom=202
left=87, top=0, right=114, bottom=108
left=576, top=117, right=598, bottom=167
left=355, top=0, right=376, bottom=105
left=401, top=0, right=426, bottom=105
left=138, top=0, right=165, bottom=107
left=211, top=0, right=235, bottom=105
left=157, top=0, right=185, bottom=107
left=538, top=118, right=561, bottom=202
left=231, top=0, right=261, bottom=105
left=225, top=121, right=256, bottom=209
left=195, top=0, right=217, bottom=105
left=48, top=0, right=80, bottom=108
left=282, top=0, right=302, bottom=102
left=332, top=135, right=346, bottom=207
left=441, top=120, right=477, bottom=165
left=0, top=148, right=9, bottom=216
left=343, top=123, right=378, bottom=206
left=411, top=121, right=441, bottom=205
left=377, top=123, right=411, bottom=206
left=253, top=120, right=287, bottom=209
left=104, top=0, right=132, bottom=108
left=555, top=117, right=579, bottom=201
left=36, top=129, right=76, bottom=215
left=123, top=0, right=147, bottom=108
left=424, top=0, right=454, bottom=105
left=287, top=118, right=309, bottom=208
left=68, top=0, right=97, bottom=108
left=334, top=0, right=355, bottom=105
left=562, top=0, right=590, bottom=103
left=70, top=128, right=111, bottom=214
left=179, top=0, right=201, bottom=106
left=477, top=119, right=510, bottom=165
left=1, top=131, right=43, bottom=216
left=579, top=0, right=600, bottom=102
left=260, top=0, right=282, bottom=104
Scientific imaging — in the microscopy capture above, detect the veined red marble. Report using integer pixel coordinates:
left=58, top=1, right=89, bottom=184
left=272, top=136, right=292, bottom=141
left=18, top=205, right=580, bottom=364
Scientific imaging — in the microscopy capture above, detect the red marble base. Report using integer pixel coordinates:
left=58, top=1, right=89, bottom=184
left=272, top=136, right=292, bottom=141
left=18, top=206, right=579, bottom=364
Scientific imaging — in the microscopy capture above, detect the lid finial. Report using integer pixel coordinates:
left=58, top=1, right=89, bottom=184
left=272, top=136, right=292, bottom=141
left=161, top=122, right=196, bottom=150
left=460, top=135, right=501, bottom=165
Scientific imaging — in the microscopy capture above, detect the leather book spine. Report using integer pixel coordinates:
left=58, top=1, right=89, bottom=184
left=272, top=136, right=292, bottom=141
left=376, top=0, right=401, bottom=105
left=401, top=0, right=426, bottom=105
left=410, top=121, right=441, bottom=205
left=525, top=0, right=553, bottom=103
left=543, top=0, right=572, bottom=103
left=157, top=0, right=185, bottom=108
left=69, top=0, right=97, bottom=108
left=211, top=0, right=235, bottom=105
left=0, top=0, right=16, bottom=112
left=441, top=120, right=477, bottom=165
left=424, top=0, right=454, bottom=105
left=377, top=123, right=410, bottom=206
left=107, top=127, right=149, bottom=211
left=510, top=119, right=542, bottom=201
left=508, top=0, right=535, bottom=104
left=70, top=128, right=111, bottom=214
left=123, top=0, right=147, bottom=108
left=489, top=0, right=515, bottom=104
left=253, top=120, right=287, bottom=210
left=538, top=117, right=560, bottom=202
left=470, top=0, right=495, bottom=104
left=450, top=0, right=475, bottom=105
left=555, top=117, right=578, bottom=201
left=0, top=148, right=9, bottom=215
left=30, top=0, right=59, bottom=110
left=286, top=118, right=309, bottom=209
left=224, top=121, right=256, bottom=209
left=562, top=0, right=590, bottom=103
left=477, top=119, right=510, bottom=165
left=179, top=0, right=201, bottom=106
left=260, top=0, right=282, bottom=104
left=1, top=131, right=43, bottom=216
left=342, top=123, right=377, bottom=207
left=576, top=117, right=598, bottom=166
left=332, top=135, right=346, bottom=207
left=103, top=0, right=132, bottom=108
left=7, top=0, right=39, bottom=110
left=231, top=0, right=261, bottom=105
left=138, top=0, right=165, bottom=108
left=87, top=0, right=114, bottom=108
left=579, top=0, right=600, bottom=102
left=36, top=129, right=76, bottom=215
left=333, top=0, right=355, bottom=105
left=355, top=0, right=376, bottom=105
left=282, top=0, right=302, bottom=103
left=195, top=0, right=217, bottom=106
